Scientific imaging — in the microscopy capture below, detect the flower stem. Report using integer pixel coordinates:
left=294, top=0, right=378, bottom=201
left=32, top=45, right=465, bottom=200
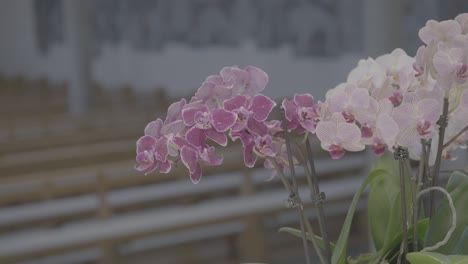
left=442, top=124, right=468, bottom=149
left=270, top=158, right=326, bottom=264
left=304, top=137, right=331, bottom=263
left=394, top=147, right=409, bottom=262
left=430, top=97, right=449, bottom=218
left=406, top=159, right=418, bottom=252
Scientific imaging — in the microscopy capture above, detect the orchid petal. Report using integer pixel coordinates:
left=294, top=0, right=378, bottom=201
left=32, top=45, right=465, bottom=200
left=154, top=137, right=169, bottom=162
left=182, top=105, right=208, bottom=126
left=190, top=163, right=202, bottom=184
left=158, top=160, right=172, bottom=174
left=161, top=120, right=185, bottom=135
left=349, top=88, right=370, bottom=109
left=185, top=127, right=206, bottom=148
left=315, top=121, right=337, bottom=145
left=136, top=135, right=156, bottom=153
left=245, top=66, right=268, bottom=95
left=294, top=94, right=314, bottom=107
left=250, top=94, right=276, bottom=121
left=223, top=95, right=248, bottom=111
left=282, top=99, right=297, bottom=121
left=144, top=119, right=163, bottom=138
left=166, top=99, right=186, bottom=123
left=243, top=140, right=257, bottom=168
left=181, top=146, right=199, bottom=174
left=206, top=128, right=228, bottom=146
left=211, top=108, right=236, bottom=132
left=247, top=118, right=268, bottom=136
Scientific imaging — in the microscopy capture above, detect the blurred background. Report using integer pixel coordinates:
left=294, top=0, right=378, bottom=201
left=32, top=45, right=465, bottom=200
left=0, top=0, right=466, bottom=263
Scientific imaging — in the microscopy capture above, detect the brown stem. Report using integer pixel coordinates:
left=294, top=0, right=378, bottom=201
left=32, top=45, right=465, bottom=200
left=405, top=160, right=418, bottom=252
left=430, top=97, right=449, bottom=218
left=442, top=125, right=468, bottom=149
left=394, top=147, right=409, bottom=262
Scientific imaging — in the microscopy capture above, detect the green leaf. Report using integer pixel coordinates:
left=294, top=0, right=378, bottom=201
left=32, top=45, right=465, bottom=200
left=406, top=252, right=468, bottom=264
left=452, top=227, right=468, bottom=255
left=279, top=227, right=336, bottom=252
left=347, top=253, right=380, bottom=264
left=331, top=168, right=385, bottom=264
left=425, top=171, right=468, bottom=254
left=379, top=218, right=430, bottom=263
left=368, top=152, right=413, bottom=254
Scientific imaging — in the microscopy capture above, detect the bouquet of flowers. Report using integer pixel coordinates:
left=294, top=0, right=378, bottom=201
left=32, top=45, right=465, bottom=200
left=135, top=14, right=468, bottom=264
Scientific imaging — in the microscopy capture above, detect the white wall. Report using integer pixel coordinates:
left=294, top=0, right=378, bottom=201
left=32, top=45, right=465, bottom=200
left=0, top=0, right=361, bottom=102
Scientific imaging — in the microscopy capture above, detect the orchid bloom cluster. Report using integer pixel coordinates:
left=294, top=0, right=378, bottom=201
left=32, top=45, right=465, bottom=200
left=136, top=14, right=468, bottom=182
left=136, top=65, right=286, bottom=183
left=321, top=13, right=468, bottom=162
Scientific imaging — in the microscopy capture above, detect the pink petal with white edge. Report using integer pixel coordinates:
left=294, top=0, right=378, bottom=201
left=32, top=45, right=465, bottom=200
left=182, top=105, right=208, bottom=126
left=294, top=94, right=314, bottom=107
left=181, top=146, right=199, bottom=173
left=223, top=95, right=248, bottom=111
left=206, top=128, right=228, bottom=146
left=301, top=119, right=316, bottom=133
left=250, top=94, right=276, bottom=121
left=201, top=146, right=223, bottom=166
left=144, top=119, right=163, bottom=138
left=166, top=99, right=186, bottom=123
left=190, top=164, right=202, bottom=184
left=161, top=120, right=185, bottom=135
left=315, top=121, right=338, bottom=145
left=154, top=137, right=169, bottom=162
left=211, top=108, right=236, bottom=132
left=247, top=118, right=268, bottom=136
left=245, top=66, right=268, bottom=94
left=158, top=160, right=172, bottom=174
left=282, top=99, right=297, bottom=121
left=172, top=136, right=189, bottom=149
left=136, top=136, right=156, bottom=153
left=243, top=140, right=257, bottom=168
left=185, top=127, right=206, bottom=148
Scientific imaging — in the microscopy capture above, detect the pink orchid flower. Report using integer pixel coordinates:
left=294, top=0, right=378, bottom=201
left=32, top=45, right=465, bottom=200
left=455, top=13, right=468, bottom=34
left=223, top=94, right=276, bottom=132
left=135, top=135, right=171, bottom=174
left=181, top=126, right=223, bottom=184
left=182, top=104, right=236, bottom=146
left=418, top=19, right=461, bottom=45
left=355, top=98, right=399, bottom=155
left=220, top=66, right=269, bottom=98
left=282, top=94, right=322, bottom=133
left=193, top=78, right=232, bottom=110
left=433, top=47, right=467, bottom=90
left=327, top=83, right=370, bottom=123
left=315, top=113, right=365, bottom=159
left=393, top=97, right=441, bottom=151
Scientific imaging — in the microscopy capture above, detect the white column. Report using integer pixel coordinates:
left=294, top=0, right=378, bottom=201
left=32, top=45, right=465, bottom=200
left=63, top=0, right=92, bottom=115
left=363, top=0, right=402, bottom=57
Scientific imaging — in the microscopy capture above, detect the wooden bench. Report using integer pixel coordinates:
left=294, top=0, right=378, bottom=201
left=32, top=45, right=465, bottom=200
left=0, top=149, right=371, bottom=263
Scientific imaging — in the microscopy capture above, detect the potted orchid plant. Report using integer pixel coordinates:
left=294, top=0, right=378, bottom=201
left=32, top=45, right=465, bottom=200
left=135, top=14, right=468, bottom=264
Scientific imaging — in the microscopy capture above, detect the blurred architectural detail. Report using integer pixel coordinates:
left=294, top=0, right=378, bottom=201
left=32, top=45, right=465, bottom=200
left=363, top=0, right=402, bottom=57
left=63, top=0, right=93, bottom=114
left=34, top=0, right=64, bottom=54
